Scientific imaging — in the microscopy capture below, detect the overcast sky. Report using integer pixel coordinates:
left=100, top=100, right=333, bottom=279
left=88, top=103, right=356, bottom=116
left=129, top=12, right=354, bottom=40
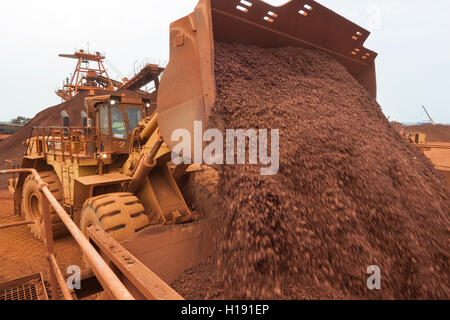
left=0, top=0, right=448, bottom=124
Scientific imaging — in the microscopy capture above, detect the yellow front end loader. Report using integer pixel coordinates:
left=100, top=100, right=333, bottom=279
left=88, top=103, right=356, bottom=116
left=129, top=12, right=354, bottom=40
left=10, top=0, right=377, bottom=294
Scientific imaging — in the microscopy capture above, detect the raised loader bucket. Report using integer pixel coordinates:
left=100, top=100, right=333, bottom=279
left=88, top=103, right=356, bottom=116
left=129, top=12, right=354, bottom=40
left=157, top=0, right=378, bottom=153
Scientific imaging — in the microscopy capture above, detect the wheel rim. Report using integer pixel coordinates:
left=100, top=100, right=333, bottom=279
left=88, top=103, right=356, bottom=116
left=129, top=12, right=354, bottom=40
left=29, top=193, right=42, bottom=223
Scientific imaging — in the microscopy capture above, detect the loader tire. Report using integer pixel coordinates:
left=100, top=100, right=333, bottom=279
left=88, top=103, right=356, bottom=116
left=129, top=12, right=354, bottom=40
left=80, top=193, right=149, bottom=243
left=22, top=171, right=68, bottom=240
left=181, top=165, right=219, bottom=219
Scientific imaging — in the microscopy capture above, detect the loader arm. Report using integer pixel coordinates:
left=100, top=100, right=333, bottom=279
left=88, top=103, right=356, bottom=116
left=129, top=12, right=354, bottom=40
left=122, top=112, right=196, bottom=225
left=84, top=95, right=195, bottom=226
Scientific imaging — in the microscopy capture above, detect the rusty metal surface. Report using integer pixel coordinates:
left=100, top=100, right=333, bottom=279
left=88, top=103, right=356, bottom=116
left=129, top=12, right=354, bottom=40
left=212, top=0, right=376, bottom=64
left=87, top=225, right=183, bottom=300
left=47, top=254, right=73, bottom=300
left=41, top=181, right=135, bottom=300
left=157, top=0, right=215, bottom=155
left=126, top=137, right=162, bottom=195
left=39, top=196, right=68, bottom=300
left=122, top=220, right=215, bottom=284
left=75, top=173, right=132, bottom=187
left=0, top=273, right=48, bottom=300
left=157, top=0, right=377, bottom=153
left=0, top=168, right=135, bottom=300
left=120, top=64, right=164, bottom=91
left=57, top=51, right=114, bottom=100
left=212, top=0, right=377, bottom=96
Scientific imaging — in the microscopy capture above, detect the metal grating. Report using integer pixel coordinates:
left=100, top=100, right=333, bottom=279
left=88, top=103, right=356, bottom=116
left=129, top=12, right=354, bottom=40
left=0, top=273, right=48, bottom=300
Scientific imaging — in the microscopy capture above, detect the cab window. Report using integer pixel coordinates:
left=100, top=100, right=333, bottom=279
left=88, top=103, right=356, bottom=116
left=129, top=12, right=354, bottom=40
left=111, top=106, right=126, bottom=139
left=99, top=105, right=109, bottom=135
left=126, top=107, right=142, bottom=134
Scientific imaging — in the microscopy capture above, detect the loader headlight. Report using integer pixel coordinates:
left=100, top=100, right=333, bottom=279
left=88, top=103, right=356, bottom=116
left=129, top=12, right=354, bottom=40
left=110, top=100, right=117, bottom=105
left=102, top=153, right=108, bottom=159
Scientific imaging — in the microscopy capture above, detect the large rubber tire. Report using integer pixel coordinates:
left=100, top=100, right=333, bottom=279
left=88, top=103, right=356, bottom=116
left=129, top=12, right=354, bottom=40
left=22, top=171, right=68, bottom=240
left=80, top=193, right=149, bottom=242
left=181, top=165, right=218, bottom=219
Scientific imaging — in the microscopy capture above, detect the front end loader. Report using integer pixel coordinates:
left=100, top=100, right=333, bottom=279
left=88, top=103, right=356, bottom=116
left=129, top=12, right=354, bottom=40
left=9, top=0, right=378, bottom=290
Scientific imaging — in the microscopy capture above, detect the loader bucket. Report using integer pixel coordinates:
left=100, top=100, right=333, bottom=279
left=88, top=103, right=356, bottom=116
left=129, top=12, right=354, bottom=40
left=157, top=0, right=378, bottom=153
left=122, top=220, right=215, bottom=284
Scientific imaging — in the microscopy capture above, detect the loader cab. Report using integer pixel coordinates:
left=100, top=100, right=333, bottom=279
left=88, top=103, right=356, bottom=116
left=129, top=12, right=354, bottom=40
left=89, top=96, right=149, bottom=154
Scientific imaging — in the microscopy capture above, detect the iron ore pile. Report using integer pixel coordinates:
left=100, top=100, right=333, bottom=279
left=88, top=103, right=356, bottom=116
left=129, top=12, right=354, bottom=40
left=171, top=42, right=450, bottom=299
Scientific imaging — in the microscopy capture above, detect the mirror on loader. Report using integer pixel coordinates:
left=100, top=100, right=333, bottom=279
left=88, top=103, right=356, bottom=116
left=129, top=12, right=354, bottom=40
left=84, top=95, right=151, bottom=154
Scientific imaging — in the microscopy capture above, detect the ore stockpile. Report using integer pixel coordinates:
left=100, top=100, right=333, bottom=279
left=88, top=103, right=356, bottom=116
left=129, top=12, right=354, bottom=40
left=171, top=42, right=450, bottom=300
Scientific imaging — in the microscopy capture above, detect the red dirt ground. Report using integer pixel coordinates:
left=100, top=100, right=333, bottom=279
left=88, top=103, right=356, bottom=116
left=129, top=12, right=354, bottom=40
left=0, top=188, right=84, bottom=284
